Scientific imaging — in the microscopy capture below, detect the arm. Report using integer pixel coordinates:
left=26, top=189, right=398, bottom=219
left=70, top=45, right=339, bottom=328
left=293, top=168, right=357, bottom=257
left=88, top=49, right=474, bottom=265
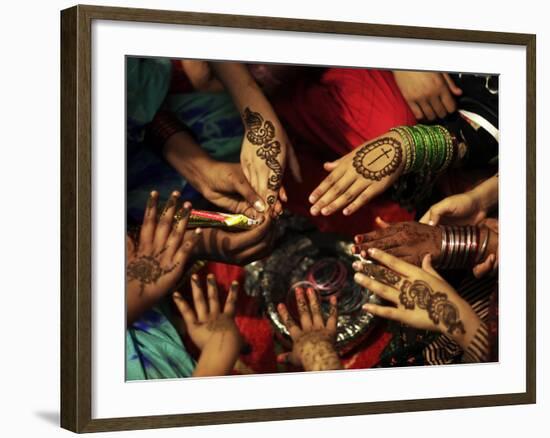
left=211, top=62, right=300, bottom=211
left=353, top=249, right=490, bottom=362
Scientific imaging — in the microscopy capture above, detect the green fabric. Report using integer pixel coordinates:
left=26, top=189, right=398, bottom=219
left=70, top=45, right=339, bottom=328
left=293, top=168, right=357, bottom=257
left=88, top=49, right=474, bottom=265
left=126, top=307, right=196, bottom=381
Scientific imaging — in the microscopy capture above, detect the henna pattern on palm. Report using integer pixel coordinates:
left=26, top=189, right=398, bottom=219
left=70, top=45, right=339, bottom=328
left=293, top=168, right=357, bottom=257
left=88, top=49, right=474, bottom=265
left=243, top=107, right=283, bottom=192
left=352, top=137, right=403, bottom=181
left=399, top=279, right=465, bottom=335
left=126, top=252, right=178, bottom=296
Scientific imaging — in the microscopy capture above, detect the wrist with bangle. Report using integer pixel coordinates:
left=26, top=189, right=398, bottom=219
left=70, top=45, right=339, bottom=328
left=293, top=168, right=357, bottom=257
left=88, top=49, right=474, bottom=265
left=437, top=225, right=491, bottom=269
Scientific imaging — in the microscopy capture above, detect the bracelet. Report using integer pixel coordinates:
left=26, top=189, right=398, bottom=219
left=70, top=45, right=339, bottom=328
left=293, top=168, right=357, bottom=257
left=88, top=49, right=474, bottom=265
left=476, top=227, right=490, bottom=264
left=437, top=225, right=486, bottom=269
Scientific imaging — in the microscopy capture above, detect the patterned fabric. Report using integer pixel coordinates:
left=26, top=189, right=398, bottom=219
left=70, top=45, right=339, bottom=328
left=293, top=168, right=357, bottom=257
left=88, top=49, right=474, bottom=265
left=126, top=307, right=196, bottom=381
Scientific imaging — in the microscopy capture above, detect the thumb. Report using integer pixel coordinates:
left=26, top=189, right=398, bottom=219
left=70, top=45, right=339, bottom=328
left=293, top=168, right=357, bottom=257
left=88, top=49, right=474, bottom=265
left=323, top=157, right=343, bottom=172
left=375, top=216, right=391, bottom=229
left=235, top=176, right=266, bottom=213
left=422, top=200, right=454, bottom=226
left=443, top=73, right=462, bottom=96
left=422, top=254, right=444, bottom=280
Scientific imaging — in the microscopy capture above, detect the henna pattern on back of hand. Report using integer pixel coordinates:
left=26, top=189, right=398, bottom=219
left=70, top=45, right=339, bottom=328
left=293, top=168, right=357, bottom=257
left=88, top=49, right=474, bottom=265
left=126, top=251, right=178, bottom=296
left=243, top=107, right=283, bottom=193
left=399, top=279, right=466, bottom=335
left=352, top=137, right=403, bottom=181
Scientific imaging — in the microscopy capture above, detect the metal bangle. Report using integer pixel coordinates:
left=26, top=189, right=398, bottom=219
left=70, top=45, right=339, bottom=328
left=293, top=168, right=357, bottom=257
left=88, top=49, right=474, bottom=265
left=462, top=226, right=473, bottom=268
left=476, top=227, right=490, bottom=264
left=439, top=226, right=448, bottom=268
left=447, top=226, right=457, bottom=268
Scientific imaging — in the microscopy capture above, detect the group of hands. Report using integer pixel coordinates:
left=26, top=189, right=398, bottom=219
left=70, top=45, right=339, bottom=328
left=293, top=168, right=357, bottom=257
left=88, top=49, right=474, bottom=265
left=127, top=179, right=495, bottom=375
left=127, top=69, right=488, bottom=375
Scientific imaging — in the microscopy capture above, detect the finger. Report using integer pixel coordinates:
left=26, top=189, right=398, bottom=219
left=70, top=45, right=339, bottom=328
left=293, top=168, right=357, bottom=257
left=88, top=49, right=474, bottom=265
left=165, top=201, right=191, bottom=260
left=276, top=352, right=301, bottom=367
left=232, top=213, right=273, bottom=249
left=309, top=166, right=346, bottom=206
left=172, top=292, right=197, bottom=327
left=443, top=73, right=462, bottom=96
left=473, top=254, right=495, bottom=279
left=421, top=254, right=444, bottom=280
left=408, top=101, right=424, bottom=121
left=174, top=227, right=202, bottom=264
left=354, top=273, right=400, bottom=305
left=430, top=96, right=448, bottom=119
left=277, top=303, right=302, bottom=339
left=295, top=287, right=312, bottom=330
left=223, top=280, right=239, bottom=316
left=153, top=191, right=180, bottom=252
left=352, top=260, right=404, bottom=286
left=190, top=273, right=208, bottom=321
left=364, top=247, right=420, bottom=278
left=343, top=185, right=381, bottom=216
left=323, top=157, right=343, bottom=172
left=311, top=174, right=355, bottom=216
left=234, top=174, right=266, bottom=213
left=139, top=191, right=158, bottom=252
left=363, top=303, right=402, bottom=322
left=419, top=99, right=437, bottom=121
left=375, top=216, right=391, bottom=229
left=321, top=180, right=365, bottom=216
left=357, top=240, right=402, bottom=257
left=306, top=288, right=324, bottom=329
left=206, top=273, right=220, bottom=316
left=440, top=88, right=457, bottom=115
left=420, top=201, right=453, bottom=226
left=279, top=186, right=288, bottom=203
left=326, top=295, right=338, bottom=333
left=287, top=142, right=303, bottom=183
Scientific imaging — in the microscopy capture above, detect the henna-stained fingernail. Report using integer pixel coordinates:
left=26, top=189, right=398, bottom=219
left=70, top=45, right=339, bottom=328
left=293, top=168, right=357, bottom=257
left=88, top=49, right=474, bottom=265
left=355, top=235, right=363, bottom=244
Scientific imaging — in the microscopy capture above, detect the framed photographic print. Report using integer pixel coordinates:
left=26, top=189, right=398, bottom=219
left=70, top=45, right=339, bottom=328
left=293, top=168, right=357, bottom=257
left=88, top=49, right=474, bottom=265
left=60, top=4, right=536, bottom=433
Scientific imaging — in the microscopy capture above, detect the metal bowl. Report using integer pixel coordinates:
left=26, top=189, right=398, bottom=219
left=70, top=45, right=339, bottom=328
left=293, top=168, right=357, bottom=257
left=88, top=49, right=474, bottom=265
left=244, top=217, right=380, bottom=355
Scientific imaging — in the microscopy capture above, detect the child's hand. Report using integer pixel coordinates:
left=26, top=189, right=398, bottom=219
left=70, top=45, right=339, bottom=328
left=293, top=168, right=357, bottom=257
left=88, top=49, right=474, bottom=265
left=173, top=274, right=243, bottom=376
left=126, top=191, right=201, bottom=325
left=277, top=287, right=342, bottom=371
left=309, top=132, right=406, bottom=216
left=353, top=249, right=480, bottom=345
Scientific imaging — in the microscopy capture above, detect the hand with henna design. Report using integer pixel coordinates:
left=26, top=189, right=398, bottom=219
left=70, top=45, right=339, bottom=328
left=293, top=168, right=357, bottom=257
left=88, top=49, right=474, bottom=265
left=352, top=219, right=442, bottom=267
left=126, top=191, right=201, bottom=325
left=186, top=211, right=276, bottom=266
left=353, top=248, right=484, bottom=352
left=277, top=287, right=342, bottom=371
left=309, top=132, right=408, bottom=216
left=209, top=62, right=302, bottom=217
left=172, top=274, right=243, bottom=377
